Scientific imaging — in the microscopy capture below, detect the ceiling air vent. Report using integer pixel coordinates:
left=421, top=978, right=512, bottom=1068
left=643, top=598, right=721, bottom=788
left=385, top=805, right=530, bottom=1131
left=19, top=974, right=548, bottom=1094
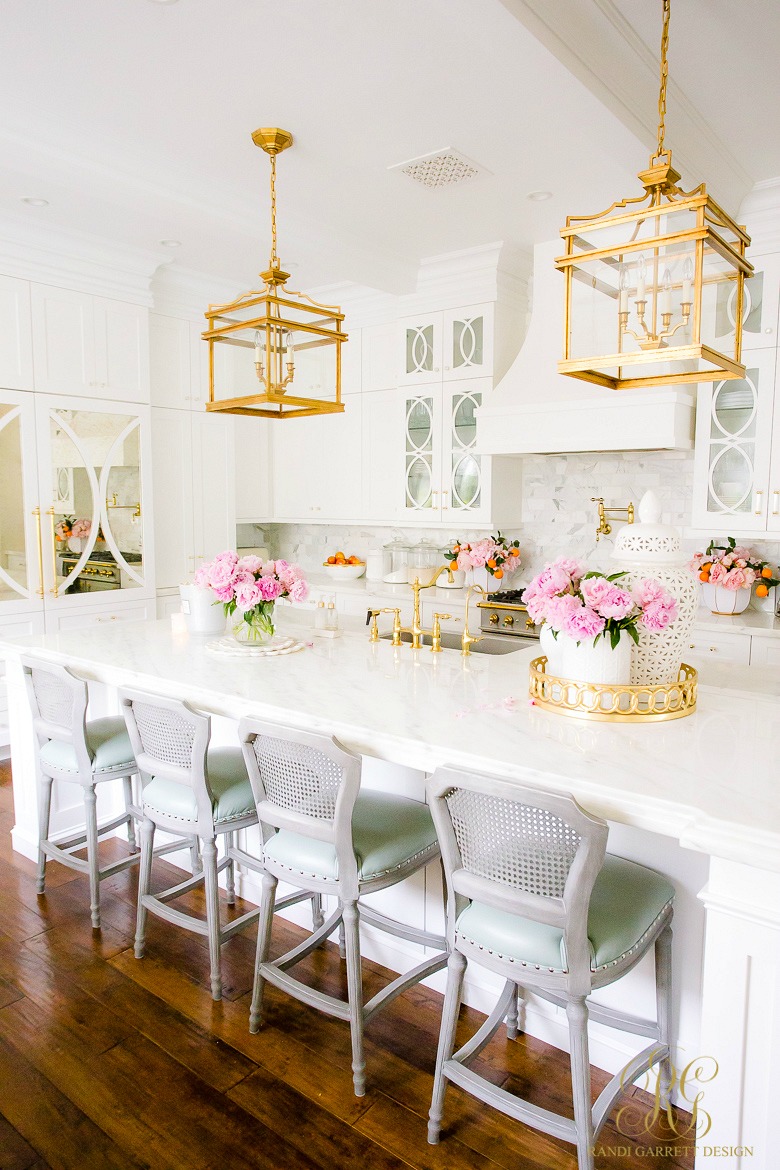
left=389, top=148, right=488, bottom=190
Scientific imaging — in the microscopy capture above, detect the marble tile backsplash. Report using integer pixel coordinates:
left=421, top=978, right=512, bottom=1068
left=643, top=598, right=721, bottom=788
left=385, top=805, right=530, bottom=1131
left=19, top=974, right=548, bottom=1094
left=264, top=450, right=780, bottom=580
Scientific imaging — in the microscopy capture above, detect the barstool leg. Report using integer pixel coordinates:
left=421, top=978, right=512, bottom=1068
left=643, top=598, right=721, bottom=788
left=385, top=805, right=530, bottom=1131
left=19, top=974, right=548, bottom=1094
left=505, top=981, right=519, bottom=1040
left=36, top=775, right=54, bottom=895
left=189, top=837, right=202, bottom=874
left=567, top=996, right=595, bottom=1170
left=342, top=900, right=366, bottom=1097
left=123, top=775, right=137, bottom=852
left=202, top=836, right=223, bottom=1000
left=428, top=949, right=467, bottom=1144
left=311, top=893, right=324, bottom=932
left=224, top=831, right=236, bottom=906
left=135, top=817, right=155, bottom=959
left=250, top=870, right=278, bottom=1033
left=338, top=919, right=347, bottom=959
left=83, top=784, right=101, bottom=929
left=655, top=922, right=674, bottom=1107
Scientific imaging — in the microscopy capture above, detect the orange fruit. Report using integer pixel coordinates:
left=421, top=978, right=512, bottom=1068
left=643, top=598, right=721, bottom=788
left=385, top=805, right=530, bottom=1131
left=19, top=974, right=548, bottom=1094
left=452, top=544, right=460, bottom=553
left=762, top=566, right=773, bottom=578
left=699, top=570, right=709, bottom=582
left=487, top=558, right=497, bottom=569
left=511, top=547, right=520, bottom=557
left=493, top=567, right=504, bottom=579
left=756, top=583, right=769, bottom=597
left=327, top=556, right=336, bottom=565
left=701, top=562, right=712, bottom=572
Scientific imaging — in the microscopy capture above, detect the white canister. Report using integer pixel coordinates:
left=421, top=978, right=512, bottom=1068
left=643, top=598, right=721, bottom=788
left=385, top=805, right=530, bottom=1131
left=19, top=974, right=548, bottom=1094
left=365, top=548, right=390, bottom=582
left=179, top=584, right=227, bottom=634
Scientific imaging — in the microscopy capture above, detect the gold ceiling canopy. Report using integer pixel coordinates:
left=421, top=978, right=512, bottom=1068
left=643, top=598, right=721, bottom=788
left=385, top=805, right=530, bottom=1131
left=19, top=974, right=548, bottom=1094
left=555, top=0, right=752, bottom=391
left=203, top=127, right=347, bottom=419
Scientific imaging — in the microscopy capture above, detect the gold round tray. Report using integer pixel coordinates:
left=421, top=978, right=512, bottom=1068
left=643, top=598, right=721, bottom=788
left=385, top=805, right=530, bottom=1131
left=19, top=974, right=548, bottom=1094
left=528, top=656, right=697, bottom=723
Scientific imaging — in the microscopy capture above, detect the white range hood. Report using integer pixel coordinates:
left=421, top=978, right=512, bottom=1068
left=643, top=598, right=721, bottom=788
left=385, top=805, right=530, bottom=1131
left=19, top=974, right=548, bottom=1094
left=476, top=240, right=696, bottom=455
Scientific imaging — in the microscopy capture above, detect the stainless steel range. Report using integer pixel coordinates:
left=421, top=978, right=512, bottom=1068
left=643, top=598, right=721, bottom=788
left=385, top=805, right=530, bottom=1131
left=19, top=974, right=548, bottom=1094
left=58, top=549, right=142, bottom=593
left=477, top=589, right=541, bottom=640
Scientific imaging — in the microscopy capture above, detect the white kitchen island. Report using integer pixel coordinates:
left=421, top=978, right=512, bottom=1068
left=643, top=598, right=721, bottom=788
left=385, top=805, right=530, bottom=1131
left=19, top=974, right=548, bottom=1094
left=3, top=612, right=778, bottom=1168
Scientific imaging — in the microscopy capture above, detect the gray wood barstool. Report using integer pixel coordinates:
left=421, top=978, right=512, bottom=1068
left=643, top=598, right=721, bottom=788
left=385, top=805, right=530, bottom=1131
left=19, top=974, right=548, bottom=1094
left=239, top=717, right=449, bottom=1096
left=22, top=655, right=142, bottom=929
left=120, top=688, right=318, bottom=1000
left=426, top=766, right=675, bottom=1170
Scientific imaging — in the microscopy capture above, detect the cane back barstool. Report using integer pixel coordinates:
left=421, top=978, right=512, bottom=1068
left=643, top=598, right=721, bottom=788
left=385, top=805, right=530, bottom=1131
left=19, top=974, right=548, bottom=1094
left=239, top=717, right=449, bottom=1096
left=22, top=655, right=141, bottom=929
left=426, top=767, right=675, bottom=1170
left=120, top=689, right=317, bottom=1000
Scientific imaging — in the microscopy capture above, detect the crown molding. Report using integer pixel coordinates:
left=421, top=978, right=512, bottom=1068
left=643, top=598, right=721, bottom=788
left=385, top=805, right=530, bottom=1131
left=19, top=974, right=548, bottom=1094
left=0, top=211, right=166, bottom=304
left=401, top=242, right=532, bottom=315
left=307, top=282, right=399, bottom=330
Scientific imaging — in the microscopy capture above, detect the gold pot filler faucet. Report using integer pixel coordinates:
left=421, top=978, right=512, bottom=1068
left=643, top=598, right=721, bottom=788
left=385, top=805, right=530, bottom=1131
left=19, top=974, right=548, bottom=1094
left=591, top=498, right=635, bottom=541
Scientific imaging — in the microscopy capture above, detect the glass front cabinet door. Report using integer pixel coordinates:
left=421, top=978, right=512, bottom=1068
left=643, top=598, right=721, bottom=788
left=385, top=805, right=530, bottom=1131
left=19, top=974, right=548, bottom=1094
left=401, top=378, right=491, bottom=522
left=442, top=304, right=494, bottom=381
left=712, top=254, right=780, bottom=356
left=692, top=350, right=777, bottom=532
left=0, top=390, right=43, bottom=614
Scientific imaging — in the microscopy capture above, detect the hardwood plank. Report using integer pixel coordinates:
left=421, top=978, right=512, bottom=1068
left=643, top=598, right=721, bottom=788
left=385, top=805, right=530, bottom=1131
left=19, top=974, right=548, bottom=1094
left=0, top=1110, right=42, bottom=1170
left=0, top=1031, right=144, bottom=1170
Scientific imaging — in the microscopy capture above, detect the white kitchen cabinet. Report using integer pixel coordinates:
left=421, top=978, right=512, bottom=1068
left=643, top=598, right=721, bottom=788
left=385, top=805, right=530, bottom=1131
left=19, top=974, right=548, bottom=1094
left=748, top=637, right=780, bottom=668
left=398, top=304, right=494, bottom=386
left=0, top=611, right=45, bottom=752
left=235, top=415, right=272, bottom=522
left=691, top=349, right=777, bottom=532
left=31, top=284, right=149, bottom=402
left=151, top=407, right=235, bottom=588
left=0, top=275, right=33, bottom=391
left=684, top=630, right=751, bottom=666
left=361, top=323, right=396, bottom=392
left=271, top=398, right=364, bottom=522
left=361, top=388, right=399, bottom=522
left=149, top=314, right=211, bottom=411
left=713, top=253, right=780, bottom=355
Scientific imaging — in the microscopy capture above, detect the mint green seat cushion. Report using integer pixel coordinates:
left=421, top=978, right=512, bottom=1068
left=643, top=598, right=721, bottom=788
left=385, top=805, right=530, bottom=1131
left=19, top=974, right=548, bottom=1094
left=142, top=747, right=256, bottom=827
left=263, top=791, right=439, bottom=881
left=456, top=855, right=674, bottom=973
left=39, top=716, right=134, bottom=776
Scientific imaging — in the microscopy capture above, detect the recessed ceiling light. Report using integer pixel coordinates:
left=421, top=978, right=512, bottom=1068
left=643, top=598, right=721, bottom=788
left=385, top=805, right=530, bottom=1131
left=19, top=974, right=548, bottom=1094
left=526, top=190, right=553, bottom=202
left=21, top=196, right=49, bottom=207
left=160, top=239, right=182, bottom=248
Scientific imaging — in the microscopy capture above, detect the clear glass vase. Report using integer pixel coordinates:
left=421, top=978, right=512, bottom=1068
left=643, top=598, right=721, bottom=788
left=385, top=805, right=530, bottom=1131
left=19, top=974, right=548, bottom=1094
left=232, top=602, right=276, bottom=645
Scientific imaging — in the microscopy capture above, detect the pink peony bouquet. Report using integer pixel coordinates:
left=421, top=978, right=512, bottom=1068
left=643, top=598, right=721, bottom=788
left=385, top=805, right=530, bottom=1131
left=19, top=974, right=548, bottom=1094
left=689, top=537, right=779, bottom=594
left=524, top=557, right=678, bottom=648
left=195, top=551, right=309, bottom=640
left=54, top=517, right=91, bottom=541
left=444, top=532, right=521, bottom=581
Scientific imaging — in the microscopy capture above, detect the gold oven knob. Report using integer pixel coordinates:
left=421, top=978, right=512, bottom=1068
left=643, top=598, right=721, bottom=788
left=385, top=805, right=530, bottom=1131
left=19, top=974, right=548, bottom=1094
left=526, top=617, right=535, bottom=630
left=489, top=613, right=499, bottom=624
left=502, top=614, right=515, bottom=627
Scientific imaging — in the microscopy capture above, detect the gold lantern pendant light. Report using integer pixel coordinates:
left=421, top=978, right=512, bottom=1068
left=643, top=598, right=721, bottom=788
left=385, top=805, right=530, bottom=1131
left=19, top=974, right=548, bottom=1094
left=203, top=128, right=347, bottom=418
left=555, top=0, right=753, bottom=391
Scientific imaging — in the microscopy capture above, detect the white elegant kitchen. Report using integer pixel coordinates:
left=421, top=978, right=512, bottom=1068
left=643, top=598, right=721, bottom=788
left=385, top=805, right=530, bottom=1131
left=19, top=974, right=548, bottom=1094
left=1, top=3, right=780, bottom=1170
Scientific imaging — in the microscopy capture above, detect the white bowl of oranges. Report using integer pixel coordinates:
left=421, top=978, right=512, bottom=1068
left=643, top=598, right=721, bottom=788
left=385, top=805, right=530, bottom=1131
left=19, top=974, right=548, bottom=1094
left=322, top=553, right=366, bottom=580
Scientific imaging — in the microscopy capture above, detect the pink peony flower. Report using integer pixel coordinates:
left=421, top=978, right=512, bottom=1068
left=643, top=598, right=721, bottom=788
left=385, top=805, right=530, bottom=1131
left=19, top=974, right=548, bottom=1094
left=552, top=557, right=586, bottom=582
left=71, top=518, right=92, bottom=539
left=732, top=546, right=752, bottom=561
left=724, top=567, right=749, bottom=590
left=208, top=556, right=240, bottom=591
left=234, top=576, right=264, bottom=611
left=257, top=575, right=283, bottom=601
left=456, top=550, right=476, bottom=571
left=237, top=554, right=264, bottom=573
left=563, top=605, right=606, bottom=642
left=289, top=578, right=309, bottom=603
left=580, top=577, right=633, bottom=619
left=545, top=593, right=584, bottom=633
left=640, top=598, right=678, bottom=632
left=529, top=564, right=572, bottom=598
left=211, top=583, right=236, bottom=603
left=468, top=539, right=496, bottom=568
left=194, top=563, right=210, bottom=589
left=633, top=578, right=666, bottom=607
left=708, top=562, right=728, bottom=585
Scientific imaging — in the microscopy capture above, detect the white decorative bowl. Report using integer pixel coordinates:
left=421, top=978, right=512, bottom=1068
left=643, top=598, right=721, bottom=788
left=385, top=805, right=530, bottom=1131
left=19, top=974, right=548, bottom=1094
left=322, top=563, right=366, bottom=580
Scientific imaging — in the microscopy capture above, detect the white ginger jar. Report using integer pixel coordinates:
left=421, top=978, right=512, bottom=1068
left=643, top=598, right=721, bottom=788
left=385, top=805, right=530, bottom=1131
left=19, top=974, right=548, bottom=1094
left=612, top=491, right=699, bottom=685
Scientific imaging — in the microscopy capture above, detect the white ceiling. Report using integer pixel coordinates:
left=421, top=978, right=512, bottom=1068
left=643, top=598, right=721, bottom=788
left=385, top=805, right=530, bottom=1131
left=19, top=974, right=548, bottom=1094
left=1, top=0, right=776, bottom=294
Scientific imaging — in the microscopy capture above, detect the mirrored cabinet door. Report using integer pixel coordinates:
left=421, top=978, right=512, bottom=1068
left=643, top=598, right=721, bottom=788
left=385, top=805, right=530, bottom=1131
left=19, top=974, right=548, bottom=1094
left=442, top=304, right=494, bottom=380
left=34, top=397, right=151, bottom=601
left=0, top=390, right=42, bottom=608
left=444, top=384, right=490, bottom=521
left=403, top=392, right=440, bottom=514
left=713, top=255, right=780, bottom=355
left=398, top=315, right=442, bottom=386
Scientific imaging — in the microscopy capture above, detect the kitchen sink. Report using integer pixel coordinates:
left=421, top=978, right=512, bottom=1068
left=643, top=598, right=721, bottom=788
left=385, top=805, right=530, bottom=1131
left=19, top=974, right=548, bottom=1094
left=378, top=630, right=526, bottom=655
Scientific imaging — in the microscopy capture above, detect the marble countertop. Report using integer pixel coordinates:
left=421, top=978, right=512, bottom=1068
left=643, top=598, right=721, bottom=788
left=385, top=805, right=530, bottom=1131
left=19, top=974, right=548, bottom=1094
left=4, top=612, right=780, bottom=873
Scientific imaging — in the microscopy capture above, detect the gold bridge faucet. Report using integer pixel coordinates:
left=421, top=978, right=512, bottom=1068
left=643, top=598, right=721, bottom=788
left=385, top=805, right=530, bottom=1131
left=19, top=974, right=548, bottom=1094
left=591, top=497, right=635, bottom=541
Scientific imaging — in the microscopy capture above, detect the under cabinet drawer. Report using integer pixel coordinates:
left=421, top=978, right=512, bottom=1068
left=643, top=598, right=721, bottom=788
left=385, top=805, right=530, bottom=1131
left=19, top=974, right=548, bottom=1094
left=52, top=601, right=153, bottom=632
left=685, top=631, right=751, bottom=665
left=748, top=638, right=780, bottom=668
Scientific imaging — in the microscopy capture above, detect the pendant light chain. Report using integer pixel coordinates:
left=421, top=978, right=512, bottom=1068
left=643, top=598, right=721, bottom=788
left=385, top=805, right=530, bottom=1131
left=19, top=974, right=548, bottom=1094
left=269, top=151, right=279, bottom=268
left=656, top=0, right=671, bottom=157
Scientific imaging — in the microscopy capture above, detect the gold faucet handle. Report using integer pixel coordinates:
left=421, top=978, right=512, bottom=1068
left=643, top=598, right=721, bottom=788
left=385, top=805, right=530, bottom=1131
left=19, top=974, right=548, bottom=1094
left=431, top=612, right=453, bottom=653
left=381, top=607, right=403, bottom=646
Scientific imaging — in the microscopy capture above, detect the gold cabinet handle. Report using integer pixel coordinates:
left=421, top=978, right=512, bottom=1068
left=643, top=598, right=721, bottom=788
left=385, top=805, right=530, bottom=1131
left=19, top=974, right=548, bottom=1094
left=45, top=507, right=58, bottom=596
left=441, top=489, right=449, bottom=510
left=773, top=489, right=780, bottom=516
left=32, top=507, right=45, bottom=597
left=754, top=489, right=764, bottom=516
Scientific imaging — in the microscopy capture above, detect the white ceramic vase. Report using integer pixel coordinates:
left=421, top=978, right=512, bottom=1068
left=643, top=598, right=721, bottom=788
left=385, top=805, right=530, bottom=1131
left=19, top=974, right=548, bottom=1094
left=539, top=623, right=563, bottom=676
left=701, top=583, right=751, bottom=616
left=558, top=631, right=632, bottom=686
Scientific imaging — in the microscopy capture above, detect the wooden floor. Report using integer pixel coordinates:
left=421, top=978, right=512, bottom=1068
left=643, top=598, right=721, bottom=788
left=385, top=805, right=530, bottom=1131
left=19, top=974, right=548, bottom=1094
left=0, top=761, right=694, bottom=1170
